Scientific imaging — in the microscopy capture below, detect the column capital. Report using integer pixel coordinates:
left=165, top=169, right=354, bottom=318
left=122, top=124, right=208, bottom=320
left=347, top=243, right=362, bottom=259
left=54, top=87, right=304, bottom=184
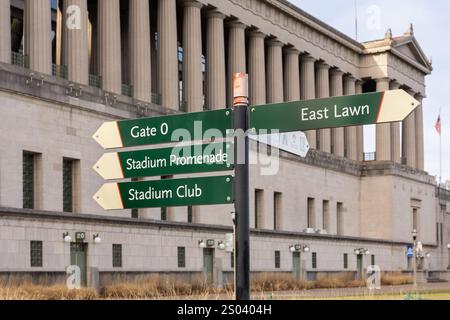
left=406, top=88, right=416, bottom=96
left=344, top=75, right=357, bottom=83
left=390, top=80, right=401, bottom=89
left=284, top=47, right=300, bottom=55
left=248, top=30, right=266, bottom=39
left=266, top=38, right=284, bottom=47
left=227, top=20, right=247, bottom=30
left=206, top=9, right=226, bottom=20
left=316, top=61, right=330, bottom=69
left=330, top=68, right=344, bottom=77
left=415, top=93, right=424, bottom=100
left=300, top=54, right=316, bottom=63
left=355, top=79, right=364, bottom=86
left=181, top=0, right=203, bottom=9
left=375, top=77, right=391, bottom=85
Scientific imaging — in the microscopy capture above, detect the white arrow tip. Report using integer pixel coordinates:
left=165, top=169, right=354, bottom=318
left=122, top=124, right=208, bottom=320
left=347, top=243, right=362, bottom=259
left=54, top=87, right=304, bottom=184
left=93, top=153, right=124, bottom=180
left=377, top=90, right=420, bottom=123
left=93, top=183, right=124, bottom=210
left=93, top=121, right=123, bottom=149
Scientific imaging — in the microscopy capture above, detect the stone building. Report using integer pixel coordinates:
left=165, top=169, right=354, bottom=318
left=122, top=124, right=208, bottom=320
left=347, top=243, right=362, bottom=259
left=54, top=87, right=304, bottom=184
left=0, top=0, right=449, bottom=287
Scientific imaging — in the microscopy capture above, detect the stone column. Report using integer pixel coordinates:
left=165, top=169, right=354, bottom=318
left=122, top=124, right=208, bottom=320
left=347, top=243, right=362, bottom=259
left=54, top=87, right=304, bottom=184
left=266, top=39, right=284, bottom=103
left=330, top=69, right=344, bottom=157
left=129, top=0, right=151, bottom=102
left=402, top=89, right=417, bottom=168
left=316, top=61, right=331, bottom=153
left=98, top=0, right=122, bottom=94
left=205, top=10, right=226, bottom=109
left=390, top=80, right=401, bottom=163
left=415, top=94, right=424, bottom=170
left=182, top=1, right=203, bottom=113
left=157, top=0, right=179, bottom=110
left=284, top=48, right=300, bottom=102
left=356, top=80, right=364, bottom=161
left=24, top=0, right=52, bottom=74
left=301, top=55, right=316, bottom=149
left=227, top=21, right=246, bottom=108
left=63, top=0, right=89, bottom=85
left=0, top=0, right=11, bottom=63
left=248, top=31, right=266, bottom=106
left=344, top=76, right=357, bottom=161
left=376, top=78, right=391, bottom=161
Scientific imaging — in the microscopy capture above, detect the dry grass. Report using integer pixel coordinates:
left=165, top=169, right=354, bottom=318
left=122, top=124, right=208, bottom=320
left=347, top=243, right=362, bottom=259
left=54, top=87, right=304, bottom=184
left=381, top=272, right=413, bottom=286
left=0, top=272, right=415, bottom=300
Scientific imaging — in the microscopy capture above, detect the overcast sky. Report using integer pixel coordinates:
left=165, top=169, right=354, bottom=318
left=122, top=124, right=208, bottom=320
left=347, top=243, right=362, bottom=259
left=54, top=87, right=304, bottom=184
left=291, top=0, right=449, bottom=183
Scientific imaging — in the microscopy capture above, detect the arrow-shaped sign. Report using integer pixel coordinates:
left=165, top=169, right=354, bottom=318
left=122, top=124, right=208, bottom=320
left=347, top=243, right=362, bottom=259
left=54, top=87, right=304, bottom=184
left=249, top=90, right=420, bottom=133
left=93, top=142, right=233, bottom=180
left=250, top=131, right=310, bottom=158
left=93, top=175, right=234, bottom=210
left=93, top=109, right=232, bottom=149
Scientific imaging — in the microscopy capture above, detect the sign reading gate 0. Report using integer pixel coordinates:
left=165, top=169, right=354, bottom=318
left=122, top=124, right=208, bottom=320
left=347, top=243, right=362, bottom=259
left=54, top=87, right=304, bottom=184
left=93, top=109, right=232, bottom=149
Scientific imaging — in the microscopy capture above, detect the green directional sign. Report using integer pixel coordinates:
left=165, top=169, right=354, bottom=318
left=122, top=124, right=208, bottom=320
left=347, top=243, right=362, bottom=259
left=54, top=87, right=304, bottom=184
left=93, top=176, right=233, bottom=210
left=93, top=142, right=233, bottom=180
left=93, top=109, right=232, bottom=149
left=249, top=90, right=420, bottom=133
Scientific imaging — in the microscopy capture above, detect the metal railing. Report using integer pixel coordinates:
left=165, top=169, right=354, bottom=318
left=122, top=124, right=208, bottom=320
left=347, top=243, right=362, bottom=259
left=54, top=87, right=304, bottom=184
left=151, top=92, right=161, bottom=105
left=52, top=64, right=67, bottom=79
left=11, top=52, right=29, bottom=68
left=121, top=84, right=133, bottom=97
left=88, top=74, right=102, bottom=89
left=363, top=152, right=376, bottom=161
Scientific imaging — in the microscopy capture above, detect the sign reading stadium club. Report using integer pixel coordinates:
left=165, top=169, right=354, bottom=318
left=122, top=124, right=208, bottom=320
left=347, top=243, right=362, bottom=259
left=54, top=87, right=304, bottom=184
left=249, top=90, right=420, bottom=134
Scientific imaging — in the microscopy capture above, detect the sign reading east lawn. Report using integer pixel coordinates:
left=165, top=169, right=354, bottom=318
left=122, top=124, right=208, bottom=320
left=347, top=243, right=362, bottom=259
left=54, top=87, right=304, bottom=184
left=249, top=90, right=420, bottom=133
left=93, top=142, right=233, bottom=180
left=93, top=175, right=233, bottom=210
left=93, top=109, right=232, bottom=149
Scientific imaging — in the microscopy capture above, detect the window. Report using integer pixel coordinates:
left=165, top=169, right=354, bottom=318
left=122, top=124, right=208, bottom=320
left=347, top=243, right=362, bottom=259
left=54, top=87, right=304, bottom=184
left=23, top=152, right=36, bottom=209
left=112, top=244, right=122, bottom=268
left=131, top=209, right=139, bottom=219
left=231, top=252, right=234, bottom=269
left=337, top=202, right=344, bottom=235
left=62, top=158, right=74, bottom=212
left=273, top=192, right=282, bottom=230
left=436, top=223, right=440, bottom=244
left=343, top=253, right=348, bottom=269
left=312, top=252, right=317, bottom=269
left=322, top=200, right=330, bottom=231
left=371, top=254, right=375, bottom=266
left=161, top=207, right=168, bottom=221
left=30, top=241, right=43, bottom=267
left=307, top=198, right=315, bottom=228
left=254, top=189, right=264, bottom=229
left=412, top=207, right=419, bottom=236
left=274, top=251, right=281, bottom=269
left=187, top=206, right=193, bottom=223
left=440, top=223, right=444, bottom=246
left=177, top=247, right=186, bottom=268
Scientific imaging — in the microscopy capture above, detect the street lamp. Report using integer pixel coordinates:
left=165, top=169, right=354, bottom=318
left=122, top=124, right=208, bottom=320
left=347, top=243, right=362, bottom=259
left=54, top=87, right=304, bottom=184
left=412, top=229, right=418, bottom=289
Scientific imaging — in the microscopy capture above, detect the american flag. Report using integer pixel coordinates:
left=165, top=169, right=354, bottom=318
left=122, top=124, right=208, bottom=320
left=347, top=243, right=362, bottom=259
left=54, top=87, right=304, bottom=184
left=435, top=114, right=441, bottom=136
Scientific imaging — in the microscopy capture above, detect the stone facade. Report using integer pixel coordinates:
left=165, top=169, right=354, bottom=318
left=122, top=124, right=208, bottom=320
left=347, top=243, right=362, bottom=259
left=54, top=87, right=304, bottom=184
left=0, top=0, right=448, bottom=288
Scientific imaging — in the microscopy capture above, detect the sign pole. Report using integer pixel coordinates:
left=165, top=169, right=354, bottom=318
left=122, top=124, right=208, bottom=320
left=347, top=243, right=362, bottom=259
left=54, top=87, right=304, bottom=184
left=233, top=73, right=250, bottom=300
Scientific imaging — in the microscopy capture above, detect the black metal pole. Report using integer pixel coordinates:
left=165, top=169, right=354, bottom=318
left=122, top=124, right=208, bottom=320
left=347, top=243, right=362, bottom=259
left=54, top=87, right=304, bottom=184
left=233, top=95, right=250, bottom=301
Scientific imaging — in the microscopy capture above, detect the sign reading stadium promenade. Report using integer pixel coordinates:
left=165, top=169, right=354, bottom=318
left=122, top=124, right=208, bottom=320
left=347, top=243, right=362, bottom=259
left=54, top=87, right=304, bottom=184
left=249, top=90, right=420, bottom=133
left=93, top=142, right=233, bottom=180
left=93, top=176, right=233, bottom=210
left=93, top=109, right=232, bottom=149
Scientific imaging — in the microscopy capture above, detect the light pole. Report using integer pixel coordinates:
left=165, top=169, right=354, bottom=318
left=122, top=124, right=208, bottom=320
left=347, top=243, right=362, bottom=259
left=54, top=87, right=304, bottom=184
left=412, top=229, right=418, bottom=290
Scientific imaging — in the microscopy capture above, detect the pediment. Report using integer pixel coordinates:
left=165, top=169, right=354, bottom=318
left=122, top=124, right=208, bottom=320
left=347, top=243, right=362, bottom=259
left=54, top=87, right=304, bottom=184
left=391, top=37, right=432, bottom=72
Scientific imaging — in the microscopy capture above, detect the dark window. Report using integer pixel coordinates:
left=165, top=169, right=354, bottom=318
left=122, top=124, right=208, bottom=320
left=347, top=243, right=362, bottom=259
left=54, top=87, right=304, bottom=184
left=131, top=209, right=139, bottom=219
left=112, top=244, right=122, bottom=268
left=312, top=252, right=317, bottom=269
left=343, top=253, right=348, bottom=269
left=30, top=241, right=43, bottom=267
left=255, top=189, right=263, bottom=229
left=274, top=192, right=282, bottom=230
left=371, top=254, right=376, bottom=266
left=63, top=159, right=74, bottom=212
left=178, top=247, right=186, bottom=268
left=275, top=251, right=281, bottom=269
left=337, top=202, right=344, bottom=235
left=161, top=207, right=168, bottom=221
left=231, top=252, right=234, bottom=269
left=187, top=206, right=193, bottom=223
left=307, top=198, right=315, bottom=228
left=23, top=152, right=35, bottom=209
